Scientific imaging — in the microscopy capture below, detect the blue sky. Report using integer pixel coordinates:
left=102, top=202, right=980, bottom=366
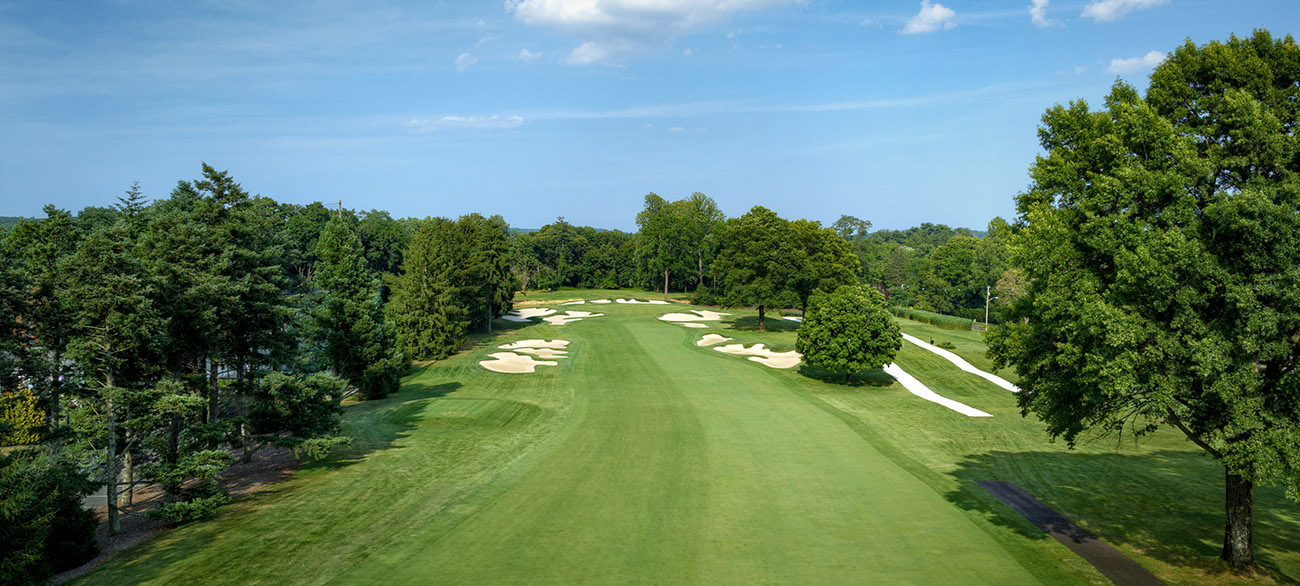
left=1, top=0, right=1295, bottom=231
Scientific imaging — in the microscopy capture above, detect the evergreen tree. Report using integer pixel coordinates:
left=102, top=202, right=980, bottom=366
left=314, top=218, right=403, bottom=400
left=388, top=219, right=466, bottom=360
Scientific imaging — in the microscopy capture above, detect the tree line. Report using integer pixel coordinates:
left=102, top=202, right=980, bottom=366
left=0, top=166, right=514, bottom=584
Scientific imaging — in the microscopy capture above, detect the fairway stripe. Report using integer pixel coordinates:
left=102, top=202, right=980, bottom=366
left=882, top=363, right=992, bottom=417
left=977, top=481, right=1165, bottom=586
left=901, top=333, right=1021, bottom=393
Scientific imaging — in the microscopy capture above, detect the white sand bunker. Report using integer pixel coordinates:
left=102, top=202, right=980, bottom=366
left=900, top=333, right=1021, bottom=393
left=658, top=310, right=729, bottom=322
left=617, top=298, right=670, bottom=305
left=502, top=307, right=557, bottom=322
left=479, top=352, right=558, bottom=374
left=543, top=311, right=605, bottom=326
left=713, top=343, right=802, bottom=369
left=783, top=316, right=803, bottom=322
left=697, top=334, right=733, bottom=346
left=481, top=339, right=571, bottom=373
left=677, top=323, right=708, bottom=328
left=560, top=300, right=586, bottom=306
left=883, top=362, right=991, bottom=417
left=499, top=339, right=570, bottom=350
left=510, top=347, right=569, bottom=359
left=590, top=299, right=612, bottom=304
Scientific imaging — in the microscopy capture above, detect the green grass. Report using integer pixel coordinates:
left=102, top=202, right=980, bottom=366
left=73, top=298, right=1299, bottom=586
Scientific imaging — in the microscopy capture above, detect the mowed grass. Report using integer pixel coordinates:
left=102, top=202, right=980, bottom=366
left=73, top=293, right=1299, bottom=585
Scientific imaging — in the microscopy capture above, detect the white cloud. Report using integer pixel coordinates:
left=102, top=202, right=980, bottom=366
left=902, top=1, right=956, bottom=35
left=454, top=51, right=477, bottom=71
left=1107, top=50, right=1165, bottom=73
left=505, top=0, right=790, bottom=64
left=682, top=48, right=692, bottom=56
left=567, top=41, right=614, bottom=65
left=408, top=114, right=526, bottom=130
left=860, top=19, right=874, bottom=26
left=475, top=35, right=493, bottom=47
left=518, top=48, right=542, bottom=61
left=667, top=126, right=685, bottom=133
left=1029, top=0, right=1057, bottom=28
left=1081, top=0, right=1166, bottom=22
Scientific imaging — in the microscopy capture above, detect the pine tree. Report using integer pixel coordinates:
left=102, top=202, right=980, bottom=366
left=314, top=218, right=403, bottom=399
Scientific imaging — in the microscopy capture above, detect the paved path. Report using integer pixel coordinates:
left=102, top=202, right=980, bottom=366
left=978, top=481, right=1164, bottom=586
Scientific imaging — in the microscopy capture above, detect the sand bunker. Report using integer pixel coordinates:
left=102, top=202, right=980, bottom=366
left=502, top=307, right=557, bottom=322
left=479, top=352, right=559, bottom=374
left=590, top=299, right=612, bottom=304
left=481, top=339, right=571, bottom=373
left=543, top=311, right=604, bottom=326
left=783, top=316, right=803, bottom=322
left=616, top=298, right=670, bottom=305
left=713, top=343, right=802, bottom=369
left=510, top=347, right=569, bottom=359
left=882, top=362, right=991, bottom=417
left=499, top=339, right=570, bottom=350
left=560, top=300, right=586, bottom=306
left=676, top=323, right=708, bottom=328
left=697, top=334, right=733, bottom=346
left=658, top=310, right=729, bottom=322
left=900, top=333, right=1020, bottom=393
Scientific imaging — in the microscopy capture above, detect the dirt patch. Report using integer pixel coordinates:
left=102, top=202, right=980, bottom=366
left=51, top=447, right=302, bottom=585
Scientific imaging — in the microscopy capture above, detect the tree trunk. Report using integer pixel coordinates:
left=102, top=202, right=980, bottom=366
left=166, top=413, right=180, bottom=498
left=123, top=448, right=134, bottom=506
left=697, top=252, right=704, bottom=291
left=105, top=377, right=120, bottom=536
left=487, top=300, right=493, bottom=333
left=1221, top=469, right=1255, bottom=568
left=663, top=269, right=669, bottom=300
left=844, top=371, right=851, bottom=383
left=207, top=357, right=219, bottom=422
left=758, top=305, right=766, bottom=331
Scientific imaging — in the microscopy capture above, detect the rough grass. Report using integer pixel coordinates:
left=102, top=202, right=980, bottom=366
left=892, top=306, right=976, bottom=331
left=71, top=294, right=1299, bottom=586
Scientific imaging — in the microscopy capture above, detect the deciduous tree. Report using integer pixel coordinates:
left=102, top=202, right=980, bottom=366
left=796, top=285, right=900, bottom=382
left=988, top=30, right=1300, bottom=568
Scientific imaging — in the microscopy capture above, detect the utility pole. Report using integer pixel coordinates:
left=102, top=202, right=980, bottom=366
left=337, top=200, right=343, bottom=220
left=985, top=285, right=995, bottom=329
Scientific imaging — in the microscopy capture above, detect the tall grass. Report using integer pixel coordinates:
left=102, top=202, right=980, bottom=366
left=890, top=306, right=974, bottom=331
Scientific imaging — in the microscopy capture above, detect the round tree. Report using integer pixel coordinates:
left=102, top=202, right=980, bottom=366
left=796, top=285, right=901, bottom=382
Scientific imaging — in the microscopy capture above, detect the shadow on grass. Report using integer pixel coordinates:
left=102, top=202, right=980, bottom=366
left=727, top=315, right=801, bottom=332
left=946, top=450, right=1300, bottom=583
left=798, top=364, right=894, bottom=387
left=309, top=381, right=462, bottom=472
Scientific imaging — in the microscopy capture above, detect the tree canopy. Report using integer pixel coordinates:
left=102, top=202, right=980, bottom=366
left=988, top=30, right=1300, bottom=568
left=796, top=285, right=901, bottom=382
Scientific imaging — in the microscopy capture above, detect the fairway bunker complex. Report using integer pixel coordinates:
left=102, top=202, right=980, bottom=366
left=616, top=298, right=670, bottom=304
left=480, top=339, right=571, bottom=373
left=502, top=307, right=558, bottom=322
left=659, top=309, right=729, bottom=322
left=712, top=343, right=802, bottom=369
left=543, top=311, right=604, bottom=326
